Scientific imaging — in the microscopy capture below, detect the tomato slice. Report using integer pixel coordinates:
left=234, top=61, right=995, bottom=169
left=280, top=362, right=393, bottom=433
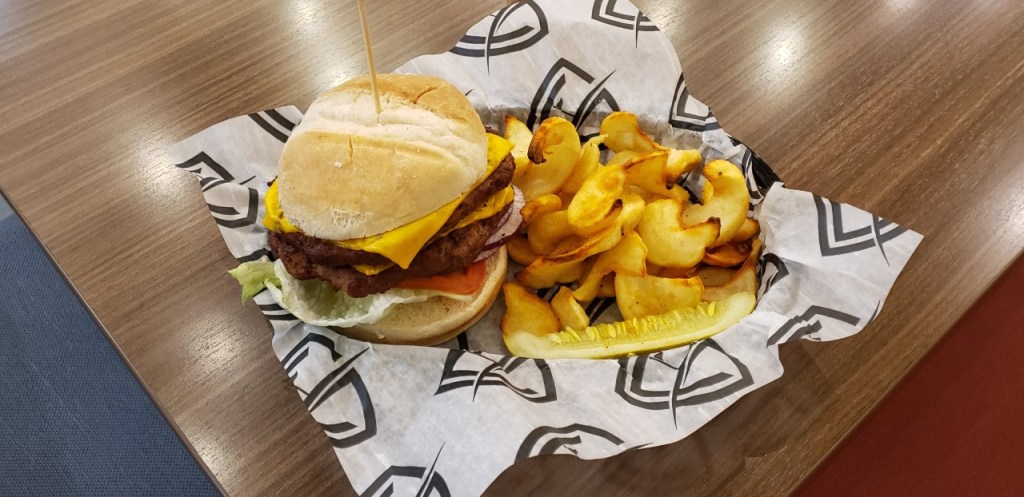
left=396, top=259, right=488, bottom=294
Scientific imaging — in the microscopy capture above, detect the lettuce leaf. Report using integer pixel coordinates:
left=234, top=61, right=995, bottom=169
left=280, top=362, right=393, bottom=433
left=227, top=260, right=279, bottom=303
left=229, top=259, right=473, bottom=328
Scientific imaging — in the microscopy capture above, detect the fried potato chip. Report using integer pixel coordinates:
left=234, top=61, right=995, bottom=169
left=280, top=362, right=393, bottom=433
left=567, top=164, right=626, bottom=236
left=608, top=150, right=640, bottom=167
left=621, top=151, right=690, bottom=203
left=666, top=149, right=703, bottom=178
left=551, top=286, right=590, bottom=330
left=505, top=115, right=533, bottom=185
left=732, top=218, right=760, bottom=243
left=572, top=231, right=647, bottom=302
left=518, top=117, right=581, bottom=200
left=703, top=242, right=751, bottom=267
left=507, top=235, right=540, bottom=266
left=501, top=282, right=561, bottom=337
left=600, top=111, right=664, bottom=154
left=638, top=199, right=719, bottom=268
left=615, top=274, right=704, bottom=319
left=527, top=210, right=574, bottom=254
left=659, top=265, right=699, bottom=279
left=521, top=194, right=563, bottom=225
left=516, top=257, right=586, bottom=289
left=682, top=160, right=750, bottom=246
left=696, top=266, right=735, bottom=287
left=704, top=240, right=762, bottom=302
left=562, top=134, right=606, bottom=195
left=548, top=193, right=645, bottom=263
left=597, top=274, right=616, bottom=298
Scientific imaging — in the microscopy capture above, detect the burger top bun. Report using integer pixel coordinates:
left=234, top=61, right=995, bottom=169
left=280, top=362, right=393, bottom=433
left=276, top=74, right=488, bottom=240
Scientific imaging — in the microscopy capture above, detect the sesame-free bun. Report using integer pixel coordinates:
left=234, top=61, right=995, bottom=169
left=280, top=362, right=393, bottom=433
left=334, top=247, right=507, bottom=346
left=276, top=74, right=488, bottom=241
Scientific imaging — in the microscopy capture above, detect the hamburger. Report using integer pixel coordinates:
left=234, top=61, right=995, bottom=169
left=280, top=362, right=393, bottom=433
left=235, top=74, right=522, bottom=345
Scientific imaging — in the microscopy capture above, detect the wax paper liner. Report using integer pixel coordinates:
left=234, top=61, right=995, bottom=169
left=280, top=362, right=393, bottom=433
left=167, top=1, right=922, bottom=495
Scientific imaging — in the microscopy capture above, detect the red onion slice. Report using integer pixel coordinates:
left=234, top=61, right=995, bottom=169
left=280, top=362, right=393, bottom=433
left=474, top=247, right=499, bottom=263
left=482, top=186, right=525, bottom=250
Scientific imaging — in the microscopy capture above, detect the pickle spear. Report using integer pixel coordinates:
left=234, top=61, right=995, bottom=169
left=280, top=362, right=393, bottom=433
left=503, top=292, right=755, bottom=359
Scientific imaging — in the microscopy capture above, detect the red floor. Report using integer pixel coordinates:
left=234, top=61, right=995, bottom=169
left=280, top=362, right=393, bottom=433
left=794, top=256, right=1024, bottom=496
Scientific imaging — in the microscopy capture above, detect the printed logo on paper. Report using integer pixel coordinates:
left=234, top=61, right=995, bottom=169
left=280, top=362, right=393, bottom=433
left=668, top=73, right=711, bottom=133
left=515, top=424, right=627, bottom=461
left=435, top=350, right=556, bottom=403
left=590, top=0, right=658, bottom=46
left=527, top=58, right=619, bottom=131
left=767, top=305, right=861, bottom=346
left=248, top=109, right=296, bottom=143
left=449, top=0, right=549, bottom=72
left=814, top=194, right=908, bottom=264
left=757, top=252, right=790, bottom=300
left=361, top=446, right=450, bottom=497
left=615, top=340, right=754, bottom=427
left=282, top=337, right=378, bottom=449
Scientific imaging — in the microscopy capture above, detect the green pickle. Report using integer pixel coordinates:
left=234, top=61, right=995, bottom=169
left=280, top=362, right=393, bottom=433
left=505, top=292, right=756, bottom=359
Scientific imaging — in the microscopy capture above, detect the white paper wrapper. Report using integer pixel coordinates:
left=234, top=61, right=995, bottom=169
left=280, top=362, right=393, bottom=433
left=167, top=1, right=922, bottom=495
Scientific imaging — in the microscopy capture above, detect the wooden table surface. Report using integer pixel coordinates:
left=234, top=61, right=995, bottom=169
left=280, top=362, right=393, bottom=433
left=3, top=0, right=1023, bottom=495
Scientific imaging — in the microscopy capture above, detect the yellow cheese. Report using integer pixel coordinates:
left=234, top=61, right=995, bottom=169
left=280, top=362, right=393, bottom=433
left=451, top=186, right=514, bottom=232
left=263, top=133, right=515, bottom=269
left=263, top=180, right=299, bottom=233
left=351, top=263, right=394, bottom=276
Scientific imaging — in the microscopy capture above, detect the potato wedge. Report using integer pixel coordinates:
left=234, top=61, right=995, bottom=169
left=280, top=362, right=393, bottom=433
left=501, top=282, right=561, bottom=337
left=615, top=274, right=704, bottom=320
left=704, top=240, right=762, bottom=302
left=521, top=194, right=563, bottom=225
left=572, top=231, right=647, bottom=302
left=600, top=111, right=664, bottom=154
left=682, top=160, right=750, bottom=246
left=638, top=199, right=719, bottom=268
left=505, top=115, right=533, bottom=185
left=518, top=117, right=581, bottom=200
left=597, top=274, right=616, bottom=298
left=551, top=287, right=590, bottom=330
left=562, top=134, right=606, bottom=195
left=567, top=164, right=626, bottom=236
left=703, top=242, right=751, bottom=267
left=507, top=235, right=540, bottom=266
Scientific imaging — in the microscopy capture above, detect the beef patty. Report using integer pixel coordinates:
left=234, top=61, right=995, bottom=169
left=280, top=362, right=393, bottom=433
left=271, top=202, right=510, bottom=297
left=269, top=153, right=514, bottom=268
left=268, top=152, right=515, bottom=297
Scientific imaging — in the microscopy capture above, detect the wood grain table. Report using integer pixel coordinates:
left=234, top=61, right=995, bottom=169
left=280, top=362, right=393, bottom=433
left=2, top=0, right=1023, bottom=495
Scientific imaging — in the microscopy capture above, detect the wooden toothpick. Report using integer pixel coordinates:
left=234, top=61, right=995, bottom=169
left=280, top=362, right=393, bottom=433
left=356, top=0, right=382, bottom=114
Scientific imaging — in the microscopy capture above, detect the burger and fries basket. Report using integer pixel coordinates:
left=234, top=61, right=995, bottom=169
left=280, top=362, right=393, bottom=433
left=168, top=1, right=921, bottom=495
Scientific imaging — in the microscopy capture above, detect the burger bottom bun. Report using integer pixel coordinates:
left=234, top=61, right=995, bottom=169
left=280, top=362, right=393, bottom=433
left=331, top=247, right=507, bottom=346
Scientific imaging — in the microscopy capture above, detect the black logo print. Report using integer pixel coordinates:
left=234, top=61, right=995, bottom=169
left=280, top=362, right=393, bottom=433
left=591, top=0, right=658, bottom=46
left=360, top=446, right=450, bottom=497
left=668, top=74, right=711, bottom=133
left=767, top=305, right=861, bottom=346
left=174, top=151, right=254, bottom=193
left=738, top=147, right=780, bottom=204
left=256, top=302, right=297, bottom=322
left=435, top=350, right=556, bottom=403
left=236, top=247, right=273, bottom=263
left=449, top=0, right=549, bottom=73
left=515, top=424, right=626, bottom=462
left=814, top=194, right=908, bottom=264
left=757, top=252, right=790, bottom=300
left=205, top=186, right=260, bottom=229
left=527, top=58, right=619, bottom=130
left=293, top=342, right=377, bottom=449
left=248, top=109, right=296, bottom=143
left=615, top=340, right=754, bottom=428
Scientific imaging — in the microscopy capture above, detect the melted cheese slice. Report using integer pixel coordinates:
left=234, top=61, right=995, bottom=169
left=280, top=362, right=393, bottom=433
left=264, top=133, right=514, bottom=269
